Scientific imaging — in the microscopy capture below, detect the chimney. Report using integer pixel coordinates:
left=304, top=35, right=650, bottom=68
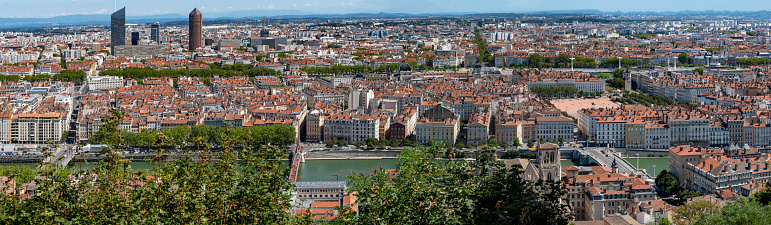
left=710, top=164, right=713, bottom=171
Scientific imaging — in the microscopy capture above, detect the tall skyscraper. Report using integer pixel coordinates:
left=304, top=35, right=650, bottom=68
left=150, top=22, right=160, bottom=44
left=131, top=32, right=140, bottom=45
left=189, top=8, right=203, bottom=51
left=110, top=7, right=126, bottom=55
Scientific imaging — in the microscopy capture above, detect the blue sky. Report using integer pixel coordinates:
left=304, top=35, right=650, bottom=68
left=0, top=0, right=767, bottom=18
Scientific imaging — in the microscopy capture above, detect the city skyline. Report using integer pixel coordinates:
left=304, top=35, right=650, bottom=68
left=1, top=0, right=770, bottom=18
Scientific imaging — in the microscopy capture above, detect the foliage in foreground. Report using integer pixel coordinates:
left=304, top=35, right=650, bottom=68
left=331, top=146, right=573, bottom=224
left=0, top=110, right=310, bottom=224
left=675, top=184, right=771, bottom=225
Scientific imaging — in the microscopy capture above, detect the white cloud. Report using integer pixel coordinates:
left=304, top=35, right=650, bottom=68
left=267, top=4, right=275, bottom=9
left=292, top=4, right=298, bottom=7
left=304, top=3, right=311, bottom=6
left=92, top=9, right=108, bottom=14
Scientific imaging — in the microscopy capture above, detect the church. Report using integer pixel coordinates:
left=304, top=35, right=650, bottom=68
left=523, top=143, right=562, bottom=182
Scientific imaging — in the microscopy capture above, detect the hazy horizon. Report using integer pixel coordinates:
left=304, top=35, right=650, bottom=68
left=1, top=0, right=769, bottom=18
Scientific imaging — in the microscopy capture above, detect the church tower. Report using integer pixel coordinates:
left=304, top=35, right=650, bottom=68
left=537, top=143, right=561, bottom=182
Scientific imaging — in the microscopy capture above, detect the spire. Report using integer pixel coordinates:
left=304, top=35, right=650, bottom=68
left=611, top=157, right=618, bottom=168
left=190, top=8, right=202, bottom=16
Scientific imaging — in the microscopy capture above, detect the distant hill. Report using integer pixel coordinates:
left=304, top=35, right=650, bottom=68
left=1, top=9, right=771, bottom=29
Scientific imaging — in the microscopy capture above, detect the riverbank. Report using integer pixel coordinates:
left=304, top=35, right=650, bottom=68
left=306, top=157, right=398, bottom=160
left=304, top=150, right=402, bottom=159
left=623, top=157, right=669, bottom=176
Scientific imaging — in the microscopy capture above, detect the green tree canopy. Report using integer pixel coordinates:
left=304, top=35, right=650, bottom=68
left=334, top=144, right=572, bottom=224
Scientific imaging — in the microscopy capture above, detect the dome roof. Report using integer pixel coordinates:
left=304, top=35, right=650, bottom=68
left=399, top=62, right=412, bottom=71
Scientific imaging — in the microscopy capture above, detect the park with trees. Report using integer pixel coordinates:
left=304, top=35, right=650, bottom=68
left=98, top=64, right=281, bottom=81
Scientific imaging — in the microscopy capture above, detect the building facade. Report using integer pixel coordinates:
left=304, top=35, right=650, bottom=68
left=188, top=8, right=203, bottom=50
left=110, top=7, right=126, bottom=55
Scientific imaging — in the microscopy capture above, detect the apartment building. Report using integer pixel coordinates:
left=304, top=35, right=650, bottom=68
left=625, top=120, right=645, bottom=149
left=466, top=109, right=491, bottom=145
left=668, top=145, right=725, bottom=189
left=305, top=112, right=324, bottom=142
left=596, top=117, right=626, bottom=148
left=495, top=120, right=521, bottom=144
left=415, top=104, right=460, bottom=145
left=415, top=118, right=460, bottom=145
left=348, top=88, right=374, bottom=113
left=323, top=113, right=380, bottom=143
left=562, top=165, right=656, bottom=221
left=4, top=113, right=67, bottom=144
left=536, top=116, right=574, bottom=143
left=526, top=78, right=605, bottom=94
left=305, top=87, right=346, bottom=106
left=666, top=114, right=709, bottom=147
left=522, top=119, right=537, bottom=144
left=644, top=122, right=670, bottom=149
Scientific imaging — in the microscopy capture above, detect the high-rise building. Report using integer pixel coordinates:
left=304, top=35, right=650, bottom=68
left=188, top=8, right=203, bottom=51
left=150, top=22, right=160, bottom=44
left=131, top=32, right=140, bottom=45
left=110, top=7, right=126, bottom=55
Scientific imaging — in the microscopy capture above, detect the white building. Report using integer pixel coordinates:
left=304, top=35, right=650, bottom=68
left=596, top=118, right=626, bottom=148
left=87, top=76, right=124, bottom=90
left=348, top=88, right=374, bottom=113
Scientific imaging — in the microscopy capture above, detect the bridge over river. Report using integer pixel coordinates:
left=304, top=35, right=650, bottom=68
left=42, top=146, right=76, bottom=167
left=568, top=147, right=653, bottom=179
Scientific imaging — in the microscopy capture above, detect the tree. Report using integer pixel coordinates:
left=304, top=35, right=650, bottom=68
left=753, top=183, right=771, bottom=206
left=336, top=140, right=348, bottom=147
left=655, top=170, right=679, bottom=195
left=400, top=138, right=411, bottom=147
left=529, top=54, right=544, bottom=68
left=455, top=143, right=465, bottom=149
left=389, top=139, right=400, bottom=147
left=488, top=139, right=498, bottom=148
left=674, top=199, right=722, bottom=225
left=700, top=199, right=771, bottom=225
left=613, top=68, right=625, bottom=79
left=513, top=138, right=521, bottom=147
left=659, top=218, right=672, bottom=225
left=679, top=52, right=689, bottom=64
left=556, top=54, right=571, bottom=68
left=527, top=141, right=534, bottom=148
left=354, top=142, right=364, bottom=147
left=335, top=146, right=572, bottom=224
left=500, top=141, right=509, bottom=151
left=366, top=138, right=378, bottom=147
left=378, top=139, right=388, bottom=148
left=694, top=67, right=704, bottom=75
left=677, top=189, right=702, bottom=202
